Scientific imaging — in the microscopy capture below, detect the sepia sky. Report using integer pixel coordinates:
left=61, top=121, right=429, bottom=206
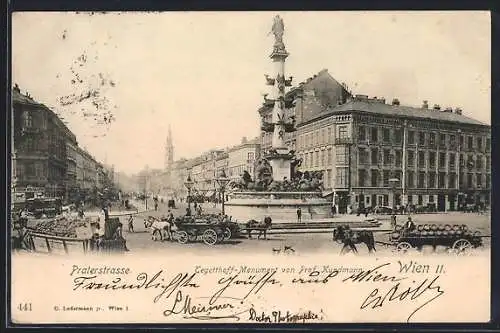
left=12, top=11, right=490, bottom=175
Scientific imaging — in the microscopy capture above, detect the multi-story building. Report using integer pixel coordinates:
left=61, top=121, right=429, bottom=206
left=227, top=137, right=260, bottom=181
left=258, top=69, right=352, bottom=155
left=66, top=140, right=79, bottom=201
left=12, top=85, right=76, bottom=200
left=296, top=94, right=491, bottom=213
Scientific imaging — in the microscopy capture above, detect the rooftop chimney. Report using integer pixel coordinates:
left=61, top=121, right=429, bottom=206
left=433, top=104, right=441, bottom=111
left=422, top=100, right=429, bottom=109
left=444, top=107, right=453, bottom=113
left=13, top=84, right=20, bottom=93
left=241, top=136, right=248, bottom=144
left=392, top=98, right=400, bottom=106
left=455, top=107, right=463, bottom=115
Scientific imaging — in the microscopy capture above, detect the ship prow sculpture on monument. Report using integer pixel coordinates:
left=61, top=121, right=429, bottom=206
left=224, top=15, right=332, bottom=223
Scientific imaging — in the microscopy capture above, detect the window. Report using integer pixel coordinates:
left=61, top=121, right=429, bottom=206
left=371, top=170, right=379, bottom=187
left=408, top=131, right=415, bottom=144
left=476, top=173, right=482, bottom=187
left=338, top=126, right=348, bottom=139
left=477, top=137, right=482, bottom=150
left=336, top=168, right=348, bottom=187
left=486, top=156, right=490, bottom=171
left=418, top=151, right=425, bottom=168
left=407, top=171, right=415, bottom=188
left=358, top=126, right=366, bottom=141
left=467, top=173, right=473, bottom=188
left=418, top=132, right=426, bottom=145
left=247, top=152, right=254, bottom=161
left=336, top=146, right=348, bottom=165
left=418, top=172, right=425, bottom=188
left=418, top=195, right=423, bottom=205
left=358, top=148, right=368, bottom=164
left=383, top=149, right=391, bottom=165
left=394, top=129, right=402, bottom=144
left=371, top=148, right=379, bottom=165
left=438, top=172, right=445, bottom=188
left=327, top=127, right=332, bottom=143
left=371, top=127, right=378, bottom=142
left=460, top=135, right=465, bottom=147
left=358, top=170, right=366, bottom=187
left=439, top=134, right=446, bottom=146
left=429, top=133, right=436, bottom=146
left=459, top=173, right=464, bottom=188
left=429, top=152, right=436, bottom=168
left=486, top=174, right=491, bottom=189
left=449, top=134, right=456, bottom=146
left=383, top=195, right=389, bottom=206
left=448, top=173, right=456, bottom=188
left=383, top=128, right=390, bottom=143
left=395, top=150, right=402, bottom=167
left=476, top=156, right=483, bottom=170
left=428, top=172, right=436, bottom=188
left=486, top=138, right=491, bottom=151
left=315, top=151, right=319, bottom=167
left=459, top=154, right=464, bottom=167
left=439, top=152, right=446, bottom=168
left=23, top=111, right=33, bottom=128
left=449, top=153, right=456, bottom=169
left=383, top=170, right=390, bottom=187
left=327, top=148, right=332, bottom=164
left=467, top=136, right=473, bottom=149
left=407, top=150, right=415, bottom=166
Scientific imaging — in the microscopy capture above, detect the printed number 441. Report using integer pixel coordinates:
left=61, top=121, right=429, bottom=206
left=18, top=303, right=32, bottom=311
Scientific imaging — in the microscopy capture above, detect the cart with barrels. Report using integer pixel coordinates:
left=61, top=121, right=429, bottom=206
left=172, top=216, right=236, bottom=245
left=388, top=223, right=484, bottom=255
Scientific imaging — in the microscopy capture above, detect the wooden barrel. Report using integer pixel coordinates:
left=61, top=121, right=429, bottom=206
left=452, top=225, right=460, bottom=231
left=435, top=230, right=443, bottom=236
left=431, top=224, right=438, bottom=231
left=461, top=225, right=468, bottom=232
left=444, top=224, right=451, bottom=231
left=417, top=225, right=424, bottom=231
left=423, top=224, right=430, bottom=231
left=427, top=230, right=435, bottom=236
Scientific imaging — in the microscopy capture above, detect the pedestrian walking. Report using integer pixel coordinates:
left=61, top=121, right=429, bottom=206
left=391, top=214, right=397, bottom=229
left=128, top=215, right=134, bottom=233
left=296, top=207, right=302, bottom=222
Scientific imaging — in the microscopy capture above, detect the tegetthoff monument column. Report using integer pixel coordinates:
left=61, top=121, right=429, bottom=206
left=266, top=15, right=293, bottom=181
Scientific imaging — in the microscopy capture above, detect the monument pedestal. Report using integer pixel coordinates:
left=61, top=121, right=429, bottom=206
left=269, top=158, right=291, bottom=181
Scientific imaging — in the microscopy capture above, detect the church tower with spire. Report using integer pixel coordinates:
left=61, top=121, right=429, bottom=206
left=164, top=125, right=174, bottom=171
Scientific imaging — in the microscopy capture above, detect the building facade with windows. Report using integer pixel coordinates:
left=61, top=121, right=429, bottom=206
left=226, top=137, right=260, bottom=181
left=12, top=86, right=77, bottom=200
left=296, top=95, right=490, bottom=213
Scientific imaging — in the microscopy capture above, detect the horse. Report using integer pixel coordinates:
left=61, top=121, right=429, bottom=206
left=245, top=216, right=272, bottom=240
left=144, top=216, right=176, bottom=241
left=333, top=225, right=376, bottom=255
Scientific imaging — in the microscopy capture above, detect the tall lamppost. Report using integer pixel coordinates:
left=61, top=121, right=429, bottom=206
left=184, top=175, right=194, bottom=213
left=389, top=178, right=400, bottom=213
left=216, top=170, right=230, bottom=216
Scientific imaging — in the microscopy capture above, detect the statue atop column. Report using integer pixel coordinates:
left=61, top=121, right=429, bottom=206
left=271, top=15, right=285, bottom=51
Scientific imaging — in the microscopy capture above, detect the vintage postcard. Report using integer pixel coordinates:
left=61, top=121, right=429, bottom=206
left=9, top=11, right=491, bottom=325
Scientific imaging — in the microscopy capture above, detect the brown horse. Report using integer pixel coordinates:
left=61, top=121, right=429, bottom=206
left=246, top=216, right=272, bottom=240
left=333, top=225, right=376, bottom=255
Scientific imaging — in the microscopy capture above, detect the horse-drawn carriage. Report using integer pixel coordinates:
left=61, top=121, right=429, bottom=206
left=145, top=214, right=240, bottom=246
left=388, top=223, right=483, bottom=254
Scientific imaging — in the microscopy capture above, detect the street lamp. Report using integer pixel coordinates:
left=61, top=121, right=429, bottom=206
left=216, top=169, right=230, bottom=216
left=389, top=178, right=400, bottom=213
left=184, top=175, right=194, bottom=213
